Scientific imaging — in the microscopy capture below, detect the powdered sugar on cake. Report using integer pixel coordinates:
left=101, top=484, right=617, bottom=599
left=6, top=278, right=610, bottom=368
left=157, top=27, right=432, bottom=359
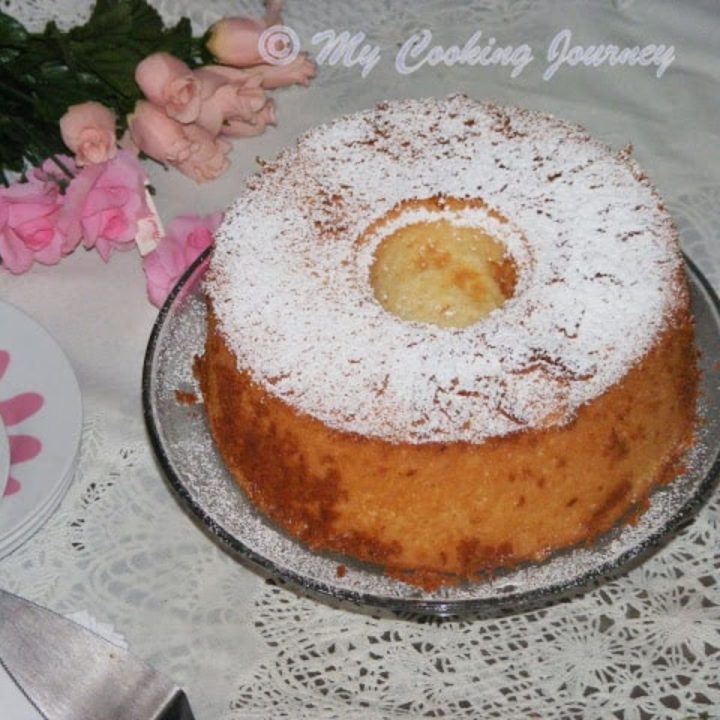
left=207, top=96, right=684, bottom=443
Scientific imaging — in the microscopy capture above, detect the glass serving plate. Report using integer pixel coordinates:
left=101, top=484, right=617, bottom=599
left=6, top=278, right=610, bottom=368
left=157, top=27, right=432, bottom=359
left=143, top=251, right=720, bottom=616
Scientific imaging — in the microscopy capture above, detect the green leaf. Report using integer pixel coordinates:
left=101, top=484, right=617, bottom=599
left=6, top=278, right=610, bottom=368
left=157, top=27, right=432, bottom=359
left=75, top=45, right=146, bottom=98
left=72, top=0, right=164, bottom=42
left=155, top=17, right=198, bottom=65
left=0, top=11, right=29, bottom=48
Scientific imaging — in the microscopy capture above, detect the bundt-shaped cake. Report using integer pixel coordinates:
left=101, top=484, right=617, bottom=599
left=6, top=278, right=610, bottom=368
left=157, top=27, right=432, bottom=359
left=198, top=96, right=698, bottom=588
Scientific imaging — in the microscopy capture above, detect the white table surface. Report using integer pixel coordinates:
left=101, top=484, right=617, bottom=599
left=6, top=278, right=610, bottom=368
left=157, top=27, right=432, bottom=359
left=1, top=1, right=720, bottom=718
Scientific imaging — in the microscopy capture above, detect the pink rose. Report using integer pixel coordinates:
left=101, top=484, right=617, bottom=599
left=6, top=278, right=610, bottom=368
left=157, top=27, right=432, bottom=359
left=172, top=124, right=232, bottom=183
left=128, top=102, right=232, bottom=183
left=59, top=101, right=118, bottom=166
left=194, top=67, right=267, bottom=136
left=205, top=0, right=283, bottom=67
left=60, top=149, right=151, bottom=262
left=0, top=172, right=70, bottom=274
left=198, top=58, right=315, bottom=91
left=127, top=101, right=199, bottom=164
left=222, top=100, right=276, bottom=138
left=143, top=212, right=222, bottom=307
left=135, top=53, right=202, bottom=124
left=243, top=55, right=316, bottom=89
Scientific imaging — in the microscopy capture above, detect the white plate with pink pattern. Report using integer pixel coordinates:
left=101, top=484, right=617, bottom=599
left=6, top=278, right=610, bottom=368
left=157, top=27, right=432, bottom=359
left=0, top=415, right=9, bottom=499
left=0, top=300, right=82, bottom=559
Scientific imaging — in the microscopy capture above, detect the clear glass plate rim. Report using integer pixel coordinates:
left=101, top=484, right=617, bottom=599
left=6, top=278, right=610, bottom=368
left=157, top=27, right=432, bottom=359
left=142, top=249, right=720, bottom=616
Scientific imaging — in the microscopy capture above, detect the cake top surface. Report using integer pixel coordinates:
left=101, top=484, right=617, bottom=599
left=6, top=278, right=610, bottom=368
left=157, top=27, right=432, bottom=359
left=206, top=95, right=685, bottom=443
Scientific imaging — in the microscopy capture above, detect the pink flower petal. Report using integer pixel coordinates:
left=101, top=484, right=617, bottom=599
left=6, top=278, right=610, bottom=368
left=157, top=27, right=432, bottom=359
left=0, top=392, right=44, bottom=426
left=0, top=227, right=36, bottom=274
left=9, top=435, right=42, bottom=464
left=143, top=212, right=221, bottom=307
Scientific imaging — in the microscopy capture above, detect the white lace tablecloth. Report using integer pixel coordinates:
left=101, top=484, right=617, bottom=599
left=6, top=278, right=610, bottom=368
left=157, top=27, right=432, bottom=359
left=2, top=1, right=720, bottom=718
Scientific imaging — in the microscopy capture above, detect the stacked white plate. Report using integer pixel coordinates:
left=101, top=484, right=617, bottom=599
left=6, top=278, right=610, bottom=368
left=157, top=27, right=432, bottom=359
left=0, top=416, right=9, bottom=499
left=0, top=300, right=82, bottom=559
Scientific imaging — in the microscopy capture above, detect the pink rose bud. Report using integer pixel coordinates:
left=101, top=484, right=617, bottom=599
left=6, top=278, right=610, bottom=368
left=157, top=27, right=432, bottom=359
left=201, top=55, right=315, bottom=89
left=206, top=0, right=283, bottom=67
left=256, top=100, right=277, bottom=126
left=135, top=52, right=202, bottom=124
left=245, top=55, right=316, bottom=89
left=172, top=124, right=232, bottom=183
left=128, top=101, right=199, bottom=164
left=194, top=64, right=252, bottom=85
left=221, top=99, right=277, bottom=138
left=59, top=101, right=118, bottom=167
left=194, top=67, right=267, bottom=136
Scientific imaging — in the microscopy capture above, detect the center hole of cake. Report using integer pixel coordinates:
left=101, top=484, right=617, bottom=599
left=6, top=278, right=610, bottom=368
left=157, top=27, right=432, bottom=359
left=370, top=219, right=518, bottom=328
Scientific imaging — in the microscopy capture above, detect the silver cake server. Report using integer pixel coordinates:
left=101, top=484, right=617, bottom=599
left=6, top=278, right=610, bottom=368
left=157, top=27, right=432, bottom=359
left=0, top=588, right=195, bottom=720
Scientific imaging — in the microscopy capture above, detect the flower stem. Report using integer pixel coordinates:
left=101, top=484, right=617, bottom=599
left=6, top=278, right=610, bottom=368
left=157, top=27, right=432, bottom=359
left=49, top=154, right=75, bottom=180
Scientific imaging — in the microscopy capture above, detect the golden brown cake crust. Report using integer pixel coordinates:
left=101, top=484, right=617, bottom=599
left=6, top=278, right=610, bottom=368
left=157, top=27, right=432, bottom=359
left=198, top=297, right=697, bottom=588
